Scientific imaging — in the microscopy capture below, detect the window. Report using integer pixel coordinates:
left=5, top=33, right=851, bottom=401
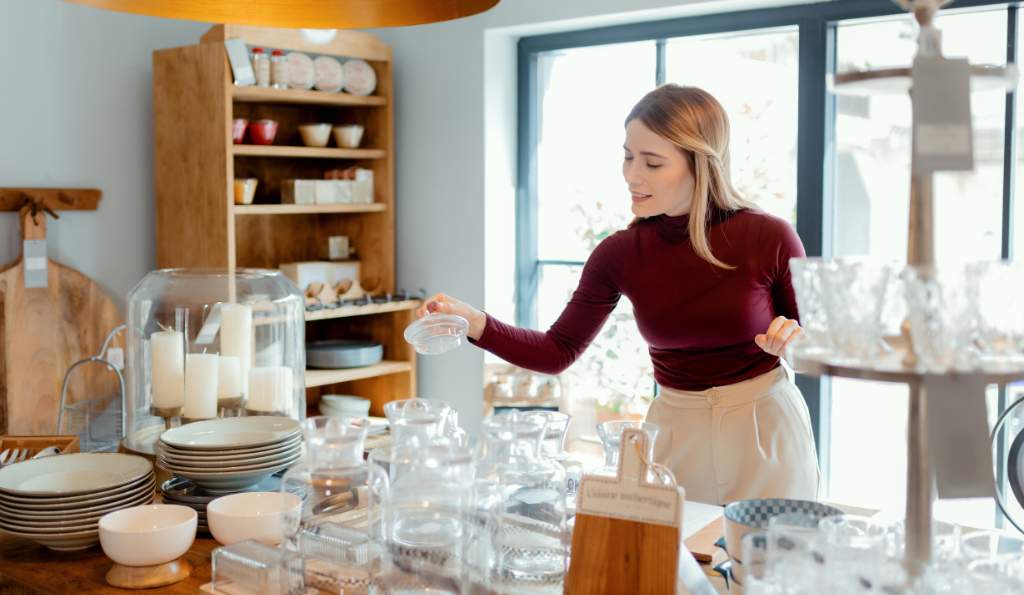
left=518, top=0, right=1019, bottom=529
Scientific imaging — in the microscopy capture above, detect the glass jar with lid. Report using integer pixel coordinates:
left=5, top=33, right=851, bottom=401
left=123, top=269, right=305, bottom=456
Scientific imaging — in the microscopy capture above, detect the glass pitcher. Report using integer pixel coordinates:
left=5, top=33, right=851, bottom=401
left=528, top=411, right=583, bottom=515
left=473, top=411, right=568, bottom=593
left=371, top=442, right=477, bottom=594
left=596, top=420, right=659, bottom=472
left=383, top=398, right=466, bottom=448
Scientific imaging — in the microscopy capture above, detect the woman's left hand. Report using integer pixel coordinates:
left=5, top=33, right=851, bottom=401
left=755, top=316, right=803, bottom=357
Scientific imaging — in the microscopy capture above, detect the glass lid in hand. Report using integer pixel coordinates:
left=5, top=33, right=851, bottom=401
left=403, top=313, right=469, bottom=355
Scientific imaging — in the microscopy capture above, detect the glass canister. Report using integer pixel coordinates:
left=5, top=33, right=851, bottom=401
left=473, top=411, right=568, bottom=593
left=371, top=442, right=477, bottom=594
left=124, top=269, right=305, bottom=455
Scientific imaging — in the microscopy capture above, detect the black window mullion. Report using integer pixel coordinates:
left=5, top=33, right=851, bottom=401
left=995, top=4, right=1018, bottom=531
left=516, top=41, right=540, bottom=329
left=795, top=16, right=836, bottom=490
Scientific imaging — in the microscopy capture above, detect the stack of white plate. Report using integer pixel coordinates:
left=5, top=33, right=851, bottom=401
left=156, top=417, right=302, bottom=495
left=0, top=453, right=155, bottom=550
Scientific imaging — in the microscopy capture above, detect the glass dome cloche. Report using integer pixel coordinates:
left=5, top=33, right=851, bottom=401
left=124, top=269, right=305, bottom=455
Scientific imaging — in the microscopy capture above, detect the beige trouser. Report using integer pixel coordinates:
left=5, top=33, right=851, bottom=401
left=645, top=367, right=820, bottom=506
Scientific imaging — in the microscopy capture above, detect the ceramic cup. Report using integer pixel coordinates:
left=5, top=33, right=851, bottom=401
left=231, top=118, right=248, bottom=144
left=332, top=124, right=364, bottom=149
left=248, top=119, right=278, bottom=145
left=99, top=504, right=197, bottom=567
left=298, top=123, right=332, bottom=148
left=233, top=179, right=258, bottom=205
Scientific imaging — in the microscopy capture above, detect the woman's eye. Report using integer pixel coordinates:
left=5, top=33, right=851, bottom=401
left=646, top=163, right=662, bottom=169
left=624, top=155, right=633, bottom=161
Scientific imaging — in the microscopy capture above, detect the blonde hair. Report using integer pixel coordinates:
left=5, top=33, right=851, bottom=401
left=626, top=84, right=753, bottom=269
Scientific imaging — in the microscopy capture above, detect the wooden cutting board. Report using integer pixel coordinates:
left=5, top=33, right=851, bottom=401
left=0, top=208, right=121, bottom=435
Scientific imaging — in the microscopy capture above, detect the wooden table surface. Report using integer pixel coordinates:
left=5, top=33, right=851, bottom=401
left=0, top=533, right=218, bottom=595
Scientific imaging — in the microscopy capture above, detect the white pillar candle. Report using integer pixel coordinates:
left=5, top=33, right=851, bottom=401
left=218, top=355, right=242, bottom=399
left=183, top=353, right=219, bottom=419
left=150, top=331, right=184, bottom=409
left=220, top=304, right=253, bottom=396
left=248, top=366, right=293, bottom=413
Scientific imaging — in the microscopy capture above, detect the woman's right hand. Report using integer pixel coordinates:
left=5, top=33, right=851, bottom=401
left=416, top=293, right=487, bottom=340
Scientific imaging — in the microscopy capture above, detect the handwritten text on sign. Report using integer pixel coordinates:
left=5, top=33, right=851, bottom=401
left=578, top=476, right=682, bottom=528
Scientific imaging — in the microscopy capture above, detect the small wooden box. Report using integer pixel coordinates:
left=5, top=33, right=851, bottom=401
left=0, top=435, right=80, bottom=457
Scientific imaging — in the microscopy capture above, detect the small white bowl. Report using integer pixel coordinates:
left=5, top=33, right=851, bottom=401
left=99, top=504, right=197, bottom=567
left=298, top=123, right=332, bottom=147
left=319, top=395, right=370, bottom=417
left=206, top=491, right=301, bottom=546
left=332, top=124, right=364, bottom=148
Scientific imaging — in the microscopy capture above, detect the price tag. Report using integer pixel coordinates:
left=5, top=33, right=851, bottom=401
left=912, top=56, right=974, bottom=172
left=23, top=239, right=47, bottom=288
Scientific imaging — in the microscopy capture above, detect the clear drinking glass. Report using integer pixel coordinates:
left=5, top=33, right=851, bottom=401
left=530, top=411, right=583, bottom=514
left=766, top=513, right=822, bottom=593
left=595, top=420, right=659, bottom=470
left=966, top=260, right=1024, bottom=370
left=816, top=515, right=889, bottom=594
left=960, top=530, right=1024, bottom=560
left=902, top=266, right=979, bottom=373
left=788, top=257, right=834, bottom=356
left=819, top=259, right=895, bottom=363
left=740, top=531, right=783, bottom=595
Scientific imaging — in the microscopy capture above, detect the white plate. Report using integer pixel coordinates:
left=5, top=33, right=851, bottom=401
left=159, top=445, right=302, bottom=469
left=157, top=434, right=301, bottom=460
left=0, top=492, right=154, bottom=529
left=287, top=52, right=315, bottom=90
left=0, top=474, right=153, bottom=508
left=342, top=59, right=377, bottom=96
left=313, top=56, right=344, bottom=92
left=162, top=452, right=301, bottom=476
left=160, top=417, right=301, bottom=450
left=0, top=453, right=152, bottom=497
left=0, top=479, right=155, bottom=516
left=0, top=526, right=100, bottom=551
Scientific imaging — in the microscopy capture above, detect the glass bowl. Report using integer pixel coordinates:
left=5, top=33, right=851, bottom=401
left=403, top=313, right=469, bottom=355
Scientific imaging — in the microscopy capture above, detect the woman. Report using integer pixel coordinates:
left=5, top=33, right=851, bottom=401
left=417, top=84, right=819, bottom=505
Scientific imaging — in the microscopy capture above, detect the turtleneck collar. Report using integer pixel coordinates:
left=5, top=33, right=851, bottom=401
left=649, top=205, right=737, bottom=244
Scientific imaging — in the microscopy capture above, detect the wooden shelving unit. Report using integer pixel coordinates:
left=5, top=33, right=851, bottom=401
left=153, top=25, right=414, bottom=416
left=232, top=145, right=386, bottom=159
left=233, top=203, right=386, bottom=215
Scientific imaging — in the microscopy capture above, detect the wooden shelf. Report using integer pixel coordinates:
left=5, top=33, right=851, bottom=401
left=233, top=145, right=386, bottom=159
left=234, top=203, right=386, bottom=215
left=233, top=86, right=387, bottom=107
left=305, top=299, right=420, bottom=321
left=305, top=361, right=413, bottom=388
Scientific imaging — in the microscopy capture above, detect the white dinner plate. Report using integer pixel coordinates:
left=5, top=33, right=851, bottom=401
left=0, top=479, right=155, bottom=517
left=161, top=452, right=301, bottom=476
left=0, top=474, right=153, bottom=508
left=0, top=453, right=152, bottom=497
left=159, top=444, right=302, bottom=469
left=157, top=434, right=301, bottom=460
left=159, top=417, right=300, bottom=450
left=0, top=491, right=153, bottom=529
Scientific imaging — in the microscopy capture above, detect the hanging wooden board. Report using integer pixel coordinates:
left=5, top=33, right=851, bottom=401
left=0, top=207, right=121, bottom=434
left=566, top=428, right=684, bottom=595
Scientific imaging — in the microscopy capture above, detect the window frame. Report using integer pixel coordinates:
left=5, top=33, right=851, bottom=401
left=516, top=0, right=1018, bottom=522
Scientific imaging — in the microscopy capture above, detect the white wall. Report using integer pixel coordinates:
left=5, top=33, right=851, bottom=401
left=373, top=0, right=808, bottom=431
left=0, top=0, right=206, bottom=305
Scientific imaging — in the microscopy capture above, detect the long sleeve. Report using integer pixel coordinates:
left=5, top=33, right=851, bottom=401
left=766, top=217, right=806, bottom=322
left=473, top=236, right=623, bottom=374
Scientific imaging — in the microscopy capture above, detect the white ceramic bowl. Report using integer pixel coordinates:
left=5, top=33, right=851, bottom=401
left=206, top=491, right=301, bottom=546
left=99, top=504, right=197, bottom=567
left=319, top=394, right=370, bottom=416
left=299, top=123, right=332, bottom=147
left=332, top=124, right=364, bottom=148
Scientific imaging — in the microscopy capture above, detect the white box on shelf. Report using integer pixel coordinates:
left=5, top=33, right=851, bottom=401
left=313, top=180, right=336, bottom=205
left=332, top=180, right=354, bottom=204
left=281, top=180, right=317, bottom=205
left=279, top=261, right=361, bottom=291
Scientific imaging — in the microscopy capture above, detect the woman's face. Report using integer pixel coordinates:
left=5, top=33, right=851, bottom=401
left=623, top=119, right=694, bottom=218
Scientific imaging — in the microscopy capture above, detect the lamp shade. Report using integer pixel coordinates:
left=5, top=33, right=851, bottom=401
left=63, top=0, right=500, bottom=28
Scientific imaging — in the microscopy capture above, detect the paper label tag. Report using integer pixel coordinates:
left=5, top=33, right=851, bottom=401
left=925, top=375, right=995, bottom=499
left=22, top=240, right=47, bottom=288
left=912, top=56, right=973, bottom=172
left=106, top=347, right=125, bottom=370
left=576, top=428, right=683, bottom=528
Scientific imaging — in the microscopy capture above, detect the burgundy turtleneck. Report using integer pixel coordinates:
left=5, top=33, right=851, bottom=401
left=473, top=208, right=806, bottom=391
